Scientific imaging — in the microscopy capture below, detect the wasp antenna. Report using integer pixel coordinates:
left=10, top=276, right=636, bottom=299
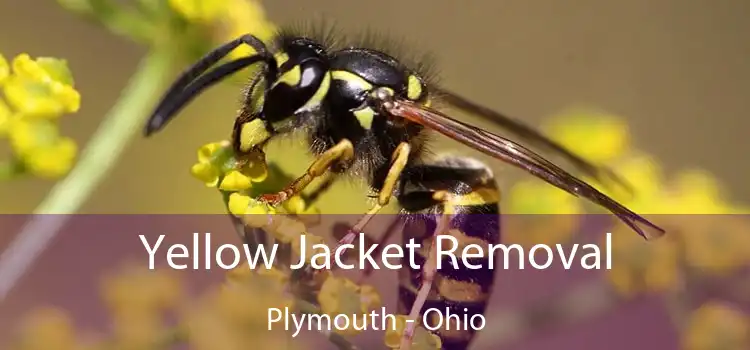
left=144, top=34, right=275, bottom=136
left=146, top=56, right=270, bottom=135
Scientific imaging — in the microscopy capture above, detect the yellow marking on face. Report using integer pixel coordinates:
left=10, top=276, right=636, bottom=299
left=249, top=79, right=266, bottom=114
left=299, top=72, right=331, bottom=110
left=407, top=75, right=423, bottom=100
left=274, top=65, right=301, bottom=88
left=353, top=107, right=376, bottom=129
left=450, top=187, right=501, bottom=206
left=331, top=70, right=373, bottom=90
left=274, top=52, right=290, bottom=67
left=381, top=86, right=395, bottom=97
left=239, top=119, right=270, bottom=152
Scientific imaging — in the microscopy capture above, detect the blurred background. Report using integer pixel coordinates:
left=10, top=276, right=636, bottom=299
left=0, top=0, right=748, bottom=349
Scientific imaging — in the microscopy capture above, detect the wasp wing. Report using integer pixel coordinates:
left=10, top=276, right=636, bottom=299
left=385, top=98, right=665, bottom=240
left=434, top=87, right=633, bottom=195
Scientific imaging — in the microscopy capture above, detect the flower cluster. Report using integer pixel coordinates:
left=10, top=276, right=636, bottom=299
left=503, top=108, right=750, bottom=296
left=0, top=53, right=80, bottom=180
left=683, top=301, right=749, bottom=350
left=504, top=178, right=584, bottom=247
left=169, top=0, right=278, bottom=58
left=9, top=265, right=181, bottom=350
left=186, top=265, right=295, bottom=350
left=9, top=263, right=288, bottom=350
left=385, top=315, right=443, bottom=349
left=59, top=0, right=278, bottom=67
left=10, top=308, right=89, bottom=350
left=189, top=140, right=319, bottom=219
left=187, top=139, right=441, bottom=349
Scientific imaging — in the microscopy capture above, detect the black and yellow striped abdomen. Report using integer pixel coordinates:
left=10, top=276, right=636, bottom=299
left=396, top=156, right=501, bottom=350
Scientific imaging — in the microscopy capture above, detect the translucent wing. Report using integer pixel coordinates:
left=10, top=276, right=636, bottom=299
left=435, top=87, right=633, bottom=195
left=384, top=98, right=665, bottom=240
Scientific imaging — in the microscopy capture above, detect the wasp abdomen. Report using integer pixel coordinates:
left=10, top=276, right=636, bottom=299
left=397, top=156, right=500, bottom=350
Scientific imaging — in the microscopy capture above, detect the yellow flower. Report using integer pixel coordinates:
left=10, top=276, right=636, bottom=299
left=544, top=108, right=631, bottom=163
left=23, top=136, right=77, bottom=178
left=508, top=179, right=583, bottom=215
left=0, top=98, right=12, bottom=135
left=0, top=53, right=8, bottom=84
left=226, top=265, right=253, bottom=283
left=255, top=266, right=290, bottom=288
left=184, top=306, right=252, bottom=350
left=680, top=215, right=750, bottom=275
left=4, top=54, right=80, bottom=117
left=197, top=141, right=227, bottom=162
left=0, top=53, right=79, bottom=181
left=219, top=169, right=253, bottom=191
left=12, top=54, right=74, bottom=84
left=214, top=279, right=291, bottom=327
left=15, top=308, right=80, bottom=350
left=601, top=153, right=666, bottom=212
left=504, top=179, right=582, bottom=246
left=190, top=141, right=269, bottom=190
left=219, top=0, right=277, bottom=60
left=168, top=0, right=227, bottom=24
left=283, top=195, right=307, bottom=214
left=644, top=169, right=750, bottom=274
left=7, top=118, right=78, bottom=178
left=281, top=194, right=323, bottom=227
left=191, top=141, right=230, bottom=187
left=191, top=162, right=220, bottom=186
left=227, top=265, right=289, bottom=291
left=317, top=276, right=369, bottom=336
left=185, top=285, right=293, bottom=350
left=292, top=233, right=327, bottom=265
left=111, top=308, right=163, bottom=349
left=665, top=169, right=732, bottom=214
left=359, top=284, right=382, bottom=312
left=605, top=226, right=681, bottom=297
left=7, top=118, right=55, bottom=155
left=317, top=276, right=360, bottom=314
left=605, top=156, right=732, bottom=215
left=683, top=302, right=748, bottom=350
left=186, top=266, right=293, bottom=350
left=101, top=265, right=183, bottom=315
left=268, top=216, right=306, bottom=243
left=384, top=315, right=442, bottom=350
left=227, top=192, right=252, bottom=216
left=167, top=0, right=277, bottom=60
left=227, top=192, right=276, bottom=224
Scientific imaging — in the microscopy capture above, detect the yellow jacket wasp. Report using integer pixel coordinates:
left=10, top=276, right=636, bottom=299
left=144, top=24, right=665, bottom=350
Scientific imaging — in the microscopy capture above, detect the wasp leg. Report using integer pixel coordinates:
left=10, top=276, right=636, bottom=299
left=336, top=142, right=411, bottom=248
left=355, top=216, right=403, bottom=283
left=396, top=156, right=501, bottom=350
left=400, top=193, right=453, bottom=350
left=301, top=172, right=340, bottom=208
left=259, top=139, right=354, bottom=205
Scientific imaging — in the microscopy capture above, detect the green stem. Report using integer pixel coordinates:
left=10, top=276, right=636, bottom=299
left=0, top=49, right=174, bottom=301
